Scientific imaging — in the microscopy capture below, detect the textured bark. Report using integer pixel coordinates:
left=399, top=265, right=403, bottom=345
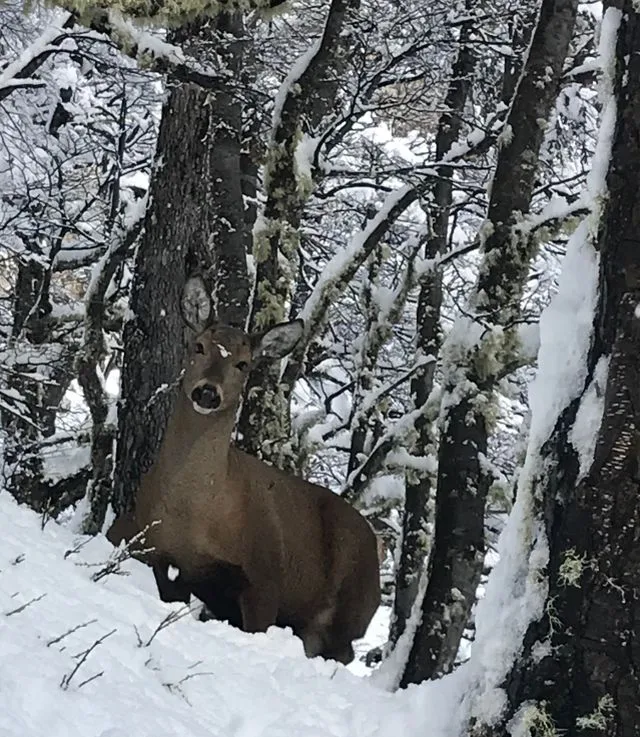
left=113, top=16, right=248, bottom=516
left=79, top=228, right=140, bottom=535
left=479, top=6, right=640, bottom=733
left=390, top=10, right=475, bottom=648
left=346, top=245, right=385, bottom=480
left=401, top=0, right=579, bottom=687
left=237, top=0, right=360, bottom=467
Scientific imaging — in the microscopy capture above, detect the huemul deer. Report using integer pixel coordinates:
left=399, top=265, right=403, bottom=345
left=108, top=275, right=380, bottom=664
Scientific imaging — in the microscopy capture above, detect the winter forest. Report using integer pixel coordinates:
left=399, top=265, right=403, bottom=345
left=1, top=0, right=639, bottom=733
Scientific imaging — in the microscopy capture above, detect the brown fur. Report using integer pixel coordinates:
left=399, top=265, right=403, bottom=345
left=108, top=323, right=380, bottom=664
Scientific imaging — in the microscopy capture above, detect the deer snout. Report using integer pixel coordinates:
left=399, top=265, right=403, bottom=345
left=190, top=382, right=222, bottom=414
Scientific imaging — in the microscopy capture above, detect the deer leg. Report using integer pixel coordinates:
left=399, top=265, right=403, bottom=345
left=152, top=559, right=191, bottom=604
left=319, top=640, right=355, bottom=665
left=189, top=561, right=247, bottom=629
left=238, top=583, right=278, bottom=633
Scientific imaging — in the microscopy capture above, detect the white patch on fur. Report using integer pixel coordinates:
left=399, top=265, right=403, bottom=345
left=167, top=565, right=180, bottom=581
left=216, top=343, right=231, bottom=358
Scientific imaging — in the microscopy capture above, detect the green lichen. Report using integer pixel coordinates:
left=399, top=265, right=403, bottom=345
left=253, top=289, right=284, bottom=329
left=558, top=548, right=591, bottom=588
left=521, top=702, right=558, bottom=737
left=545, top=596, right=561, bottom=636
left=47, top=0, right=285, bottom=27
left=576, top=695, right=615, bottom=731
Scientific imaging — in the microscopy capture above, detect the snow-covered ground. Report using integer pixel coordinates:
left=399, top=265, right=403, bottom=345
left=0, top=493, right=465, bottom=737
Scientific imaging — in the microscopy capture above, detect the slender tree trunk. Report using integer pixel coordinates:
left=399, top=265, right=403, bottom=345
left=401, top=0, right=579, bottom=687
left=390, top=9, right=475, bottom=648
left=113, top=16, right=248, bottom=518
left=478, top=5, right=640, bottom=733
left=2, top=246, right=74, bottom=514
left=237, top=0, right=360, bottom=469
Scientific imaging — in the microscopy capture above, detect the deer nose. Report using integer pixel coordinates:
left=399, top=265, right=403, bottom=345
left=191, top=383, right=222, bottom=411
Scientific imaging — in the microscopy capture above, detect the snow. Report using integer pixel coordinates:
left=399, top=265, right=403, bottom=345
left=526, top=219, right=599, bottom=448
left=569, top=355, right=609, bottom=479
left=453, top=7, right=621, bottom=730
left=0, top=493, right=471, bottom=737
left=299, top=184, right=417, bottom=336
left=271, top=40, right=321, bottom=135
left=372, top=569, right=430, bottom=692
left=294, top=133, right=319, bottom=189
left=106, top=10, right=186, bottom=67
left=0, top=19, right=71, bottom=94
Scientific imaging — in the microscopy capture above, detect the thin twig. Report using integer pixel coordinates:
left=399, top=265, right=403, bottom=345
left=47, top=619, right=98, bottom=647
left=5, top=593, right=46, bottom=616
left=60, top=628, right=116, bottom=690
left=76, top=671, right=104, bottom=689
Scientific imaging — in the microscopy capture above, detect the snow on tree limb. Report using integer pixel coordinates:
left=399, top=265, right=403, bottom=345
left=401, top=0, right=581, bottom=687
left=297, top=183, right=418, bottom=344
left=0, top=13, right=76, bottom=102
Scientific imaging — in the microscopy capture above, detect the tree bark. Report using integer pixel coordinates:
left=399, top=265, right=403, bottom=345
left=401, top=0, right=579, bottom=687
left=237, top=0, right=360, bottom=468
left=479, top=5, right=640, bottom=733
left=113, top=16, right=248, bottom=517
left=390, top=9, right=475, bottom=648
left=2, top=241, right=74, bottom=513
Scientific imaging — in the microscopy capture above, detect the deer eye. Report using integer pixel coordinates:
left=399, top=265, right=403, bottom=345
left=195, top=342, right=205, bottom=355
left=236, top=361, right=248, bottom=372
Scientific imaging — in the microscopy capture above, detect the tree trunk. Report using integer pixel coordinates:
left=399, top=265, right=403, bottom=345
left=479, top=5, right=640, bottom=733
left=401, top=0, right=579, bottom=687
left=2, top=248, right=74, bottom=514
left=237, top=0, right=360, bottom=469
left=390, top=8, right=475, bottom=648
left=113, top=16, right=248, bottom=518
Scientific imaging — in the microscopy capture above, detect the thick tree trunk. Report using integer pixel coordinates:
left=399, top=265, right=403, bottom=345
left=113, top=16, right=248, bottom=517
left=479, top=6, right=640, bottom=733
left=401, top=0, right=579, bottom=687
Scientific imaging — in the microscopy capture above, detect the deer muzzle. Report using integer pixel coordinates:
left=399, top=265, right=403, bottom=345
left=191, top=383, right=222, bottom=414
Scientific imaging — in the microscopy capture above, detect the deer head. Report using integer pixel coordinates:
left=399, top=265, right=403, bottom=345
left=180, top=274, right=303, bottom=416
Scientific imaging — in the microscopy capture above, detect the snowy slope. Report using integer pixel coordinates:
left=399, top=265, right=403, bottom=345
left=0, top=494, right=462, bottom=737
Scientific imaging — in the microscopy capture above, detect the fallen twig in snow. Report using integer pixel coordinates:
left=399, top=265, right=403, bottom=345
left=163, top=667, right=216, bottom=704
left=60, top=628, right=116, bottom=690
left=136, top=605, right=195, bottom=648
left=5, top=593, right=47, bottom=617
left=64, top=536, right=92, bottom=559
left=75, top=670, right=104, bottom=689
left=47, top=619, right=98, bottom=648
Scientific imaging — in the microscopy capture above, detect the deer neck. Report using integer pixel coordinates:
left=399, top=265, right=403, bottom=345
left=160, top=390, right=237, bottom=472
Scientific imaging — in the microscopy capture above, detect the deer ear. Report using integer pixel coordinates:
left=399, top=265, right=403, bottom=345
left=250, top=319, right=304, bottom=361
left=181, top=274, right=214, bottom=333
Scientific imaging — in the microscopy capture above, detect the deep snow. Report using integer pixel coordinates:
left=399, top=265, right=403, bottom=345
left=0, top=493, right=466, bottom=737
